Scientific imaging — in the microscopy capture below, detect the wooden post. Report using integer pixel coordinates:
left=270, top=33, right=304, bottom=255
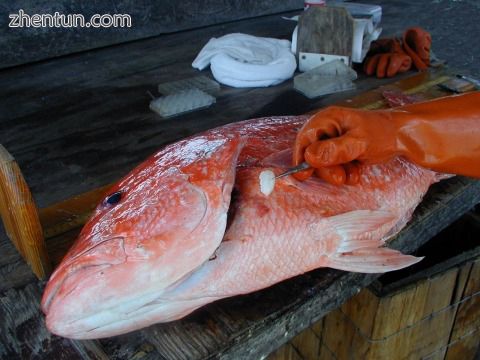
left=0, top=145, right=51, bottom=279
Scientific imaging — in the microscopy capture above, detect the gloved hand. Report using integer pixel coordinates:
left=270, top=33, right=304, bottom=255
left=363, top=38, right=412, bottom=78
left=363, top=27, right=432, bottom=78
left=403, top=27, right=431, bottom=71
left=293, top=92, right=480, bottom=185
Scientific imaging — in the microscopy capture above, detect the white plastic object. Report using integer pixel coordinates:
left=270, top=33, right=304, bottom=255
left=352, top=19, right=382, bottom=63
left=304, top=0, right=326, bottom=9
left=294, top=60, right=357, bottom=99
left=329, top=2, right=383, bottom=62
left=149, top=89, right=215, bottom=118
left=158, top=76, right=220, bottom=96
left=192, top=33, right=296, bottom=88
left=329, top=2, right=382, bottom=27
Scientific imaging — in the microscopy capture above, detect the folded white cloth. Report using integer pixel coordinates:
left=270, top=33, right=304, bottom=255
left=192, top=33, right=297, bottom=88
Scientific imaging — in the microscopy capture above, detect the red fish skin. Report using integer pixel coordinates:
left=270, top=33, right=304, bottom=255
left=164, top=159, right=434, bottom=302
left=42, top=132, right=244, bottom=337
left=41, top=115, right=443, bottom=339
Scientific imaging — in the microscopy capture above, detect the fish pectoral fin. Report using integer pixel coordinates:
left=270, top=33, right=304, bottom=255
left=326, top=248, right=423, bottom=273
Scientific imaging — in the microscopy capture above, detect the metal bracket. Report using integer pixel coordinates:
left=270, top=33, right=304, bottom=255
left=299, top=52, right=350, bottom=72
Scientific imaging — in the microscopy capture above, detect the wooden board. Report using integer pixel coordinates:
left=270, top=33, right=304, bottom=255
left=1, top=9, right=480, bottom=360
left=297, top=7, right=354, bottom=58
left=445, top=260, right=480, bottom=359
left=0, top=145, right=51, bottom=279
left=309, top=267, right=471, bottom=359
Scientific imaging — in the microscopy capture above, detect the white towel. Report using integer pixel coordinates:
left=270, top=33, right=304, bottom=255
left=192, top=33, right=297, bottom=88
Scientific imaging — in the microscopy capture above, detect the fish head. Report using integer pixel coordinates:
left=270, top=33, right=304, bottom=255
left=41, top=135, right=243, bottom=338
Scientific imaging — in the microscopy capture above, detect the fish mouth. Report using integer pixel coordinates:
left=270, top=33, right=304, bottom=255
left=44, top=254, right=216, bottom=339
left=41, top=236, right=127, bottom=315
left=42, top=264, right=108, bottom=314
left=48, top=292, right=218, bottom=339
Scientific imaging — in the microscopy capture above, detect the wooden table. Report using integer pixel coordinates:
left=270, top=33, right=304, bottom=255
left=1, top=11, right=479, bottom=360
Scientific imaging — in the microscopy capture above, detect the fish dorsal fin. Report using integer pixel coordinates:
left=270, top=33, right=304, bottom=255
left=311, top=209, right=423, bottom=273
left=260, top=148, right=292, bottom=168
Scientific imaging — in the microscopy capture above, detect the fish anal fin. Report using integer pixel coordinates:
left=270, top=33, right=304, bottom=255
left=316, top=210, right=423, bottom=273
left=316, top=210, right=397, bottom=253
left=326, top=248, right=424, bottom=273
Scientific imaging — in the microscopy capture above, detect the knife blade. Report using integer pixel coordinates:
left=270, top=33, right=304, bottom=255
left=275, top=162, right=311, bottom=179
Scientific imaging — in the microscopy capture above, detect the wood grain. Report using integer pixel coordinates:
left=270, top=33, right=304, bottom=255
left=297, top=7, right=354, bottom=59
left=290, top=327, right=321, bottom=360
left=39, top=184, right=112, bottom=240
left=0, top=145, right=51, bottom=279
left=0, top=282, right=82, bottom=359
left=445, top=260, right=480, bottom=359
left=269, top=343, right=303, bottom=360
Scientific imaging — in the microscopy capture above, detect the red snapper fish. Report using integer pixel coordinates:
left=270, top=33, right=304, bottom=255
left=41, top=115, right=443, bottom=339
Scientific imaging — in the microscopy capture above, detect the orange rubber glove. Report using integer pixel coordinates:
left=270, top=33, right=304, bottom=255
left=363, top=27, right=431, bottom=78
left=363, top=38, right=412, bottom=78
left=403, top=27, right=431, bottom=71
left=293, top=92, right=480, bottom=185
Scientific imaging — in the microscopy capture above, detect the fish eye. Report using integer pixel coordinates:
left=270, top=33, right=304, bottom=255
left=104, top=191, right=122, bottom=206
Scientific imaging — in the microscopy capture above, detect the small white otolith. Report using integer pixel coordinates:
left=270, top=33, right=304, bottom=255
left=259, top=170, right=276, bottom=196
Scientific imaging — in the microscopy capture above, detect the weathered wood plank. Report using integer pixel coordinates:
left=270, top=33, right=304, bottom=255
left=99, top=334, right=159, bottom=360
left=0, top=278, right=160, bottom=359
left=39, top=184, right=112, bottom=240
left=0, top=282, right=83, bottom=359
left=297, top=7, right=353, bottom=59
left=289, top=327, right=321, bottom=360
left=445, top=260, right=480, bottom=359
left=0, top=145, right=51, bottom=279
left=0, top=227, right=36, bottom=292
left=70, top=340, right=109, bottom=360
left=0, top=0, right=303, bottom=69
left=268, top=343, right=303, bottom=360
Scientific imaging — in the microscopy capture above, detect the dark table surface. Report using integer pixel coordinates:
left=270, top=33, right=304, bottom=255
left=1, top=1, right=479, bottom=359
left=365, top=0, right=480, bottom=79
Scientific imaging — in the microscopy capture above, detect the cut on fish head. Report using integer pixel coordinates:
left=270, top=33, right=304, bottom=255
left=41, top=135, right=244, bottom=338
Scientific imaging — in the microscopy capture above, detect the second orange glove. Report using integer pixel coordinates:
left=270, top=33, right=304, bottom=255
left=363, top=27, right=431, bottom=78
